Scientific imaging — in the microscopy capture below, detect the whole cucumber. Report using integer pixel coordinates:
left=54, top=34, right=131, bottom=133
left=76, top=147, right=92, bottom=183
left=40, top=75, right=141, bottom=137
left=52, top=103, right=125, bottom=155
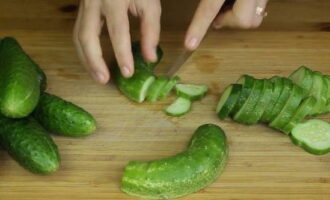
left=0, top=116, right=60, bottom=174
left=121, top=124, right=228, bottom=199
left=0, top=37, right=45, bottom=118
left=33, top=93, right=96, bottom=137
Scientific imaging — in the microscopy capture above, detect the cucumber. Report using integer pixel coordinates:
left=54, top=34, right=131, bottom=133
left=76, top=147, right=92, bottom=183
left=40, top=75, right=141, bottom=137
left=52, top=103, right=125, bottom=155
left=309, top=72, right=328, bottom=115
left=121, top=124, right=228, bottom=199
left=33, top=93, right=96, bottom=137
left=289, top=66, right=313, bottom=96
left=267, top=78, right=293, bottom=122
left=233, top=79, right=264, bottom=124
left=260, top=77, right=283, bottom=122
left=175, top=84, right=208, bottom=100
left=282, top=96, right=317, bottom=134
left=146, top=76, right=169, bottom=102
left=291, top=119, right=330, bottom=155
left=269, top=85, right=305, bottom=133
left=0, top=116, right=60, bottom=174
left=158, top=76, right=180, bottom=100
left=165, top=97, right=192, bottom=117
left=230, top=75, right=255, bottom=115
left=0, top=37, right=42, bottom=118
left=216, top=84, right=242, bottom=120
left=248, top=79, right=273, bottom=124
left=325, top=75, right=330, bottom=99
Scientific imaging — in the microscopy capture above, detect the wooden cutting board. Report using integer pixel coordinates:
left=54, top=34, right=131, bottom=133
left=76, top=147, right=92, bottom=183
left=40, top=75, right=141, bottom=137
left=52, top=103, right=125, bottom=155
left=0, top=1, right=329, bottom=200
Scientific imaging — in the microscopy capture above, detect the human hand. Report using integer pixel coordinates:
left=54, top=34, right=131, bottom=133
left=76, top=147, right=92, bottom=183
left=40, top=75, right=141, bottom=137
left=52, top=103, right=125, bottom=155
left=73, top=0, right=161, bottom=84
left=185, top=0, right=269, bottom=50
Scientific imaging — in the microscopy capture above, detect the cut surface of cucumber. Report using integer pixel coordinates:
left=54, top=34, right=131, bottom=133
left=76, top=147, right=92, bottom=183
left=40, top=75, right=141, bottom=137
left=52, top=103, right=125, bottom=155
left=216, top=84, right=242, bottom=120
left=165, top=97, right=192, bottom=117
left=282, top=96, right=316, bottom=134
left=159, top=76, right=180, bottom=100
left=175, top=84, right=208, bottom=100
left=261, top=77, right=283, bottom=122
left=231, top=75, right=255, bottom=116
left=289, top=66, right=313, bottom=96
left=291, top=119, right=330, bottom=155
left=309, top=72, right=328, bottom=115
left=146, top=76, right=169, bottom=102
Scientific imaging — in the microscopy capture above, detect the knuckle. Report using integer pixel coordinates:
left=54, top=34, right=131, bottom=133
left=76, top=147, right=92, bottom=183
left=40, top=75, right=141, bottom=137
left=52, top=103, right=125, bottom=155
left=77, top=31, right=90, bottom=43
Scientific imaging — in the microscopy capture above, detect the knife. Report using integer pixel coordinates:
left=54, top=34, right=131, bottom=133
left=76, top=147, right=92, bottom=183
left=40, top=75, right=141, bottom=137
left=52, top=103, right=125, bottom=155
left=166, top=49, right=194, bottom=77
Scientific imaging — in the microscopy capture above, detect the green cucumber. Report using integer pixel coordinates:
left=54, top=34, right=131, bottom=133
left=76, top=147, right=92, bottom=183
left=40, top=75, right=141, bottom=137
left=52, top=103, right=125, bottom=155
left=291, top=119, right=330, bottom=155
left=0, top=37, right=42, bottom=118
left=233, top=79, right=264, bottom=124
left=267, top=78, right=293, bottom=122
left=121, top=124, right=228, bottom=199
left=165, top=97, right=192, bottom=117
left=260, top=77, right=283, bottom=122
left=216, top=84, right=242, bottom=120
left=146, top=76, right=169, bottom=102
left=230, top=75, right=255, bottom=116
left=282, top=96, right=317, bottom=134
left=309, top=72, right=328, bottom=115
left=289, top=66, right=313, bottom=96
left=158, top=76, right=180, bottom=100
left=269, top=85, right=305, bottom=133
left=0, top=116, right=60, bottom=174
left=175, top=84, right=208, bottom=100
left=325, top=75, right=330, bottom=99
left=33, top=93, right=96, bottom=137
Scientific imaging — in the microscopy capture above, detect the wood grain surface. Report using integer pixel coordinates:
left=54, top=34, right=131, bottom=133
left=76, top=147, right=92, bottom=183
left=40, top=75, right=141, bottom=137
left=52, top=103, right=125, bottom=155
left=0, top=0, right=329, bottom=200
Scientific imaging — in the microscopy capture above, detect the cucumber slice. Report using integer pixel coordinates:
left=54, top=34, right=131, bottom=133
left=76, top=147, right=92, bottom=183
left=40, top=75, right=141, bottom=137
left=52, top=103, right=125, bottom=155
left=175, top=84, right=208, bottom=100
left=269, top=85, right=305, bottom=133
left=326, top=76, right=330, bottom=99
left=230, top=75, right=255, bottom=116
left=216, top=84, right=242, bottom=120
left=158, top=76, right=180, bottom=100
left=267, top=78, right=293, bottom=122
left=260, top=77, right=283, bottom=122
left=282, top=96, right=317, bottom=134
left=249, top=79, right=273, bottom=124
left=309, top=72, right=328, bottom=115
left=146, top=76, right=169, bottom=102
left=233, top=79, right=264, bottom=124
left=291, top=119, right=330, bottom=155
left=165, top=97, right=192, bottom=117
left=289, top=66, right=313, bottom=96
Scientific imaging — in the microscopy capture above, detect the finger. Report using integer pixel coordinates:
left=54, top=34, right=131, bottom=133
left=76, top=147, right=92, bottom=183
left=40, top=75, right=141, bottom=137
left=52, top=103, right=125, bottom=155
left=253, top=0, right=269, bottom=28
left=213, top=0, right=258, bottom=29
left=103, top=1, right=134, bottom=78
left=185, top=0, right=225, bottom=50
left=139, top=1, right=161, bottom=62
left=78, top=1, right=109, bottom=84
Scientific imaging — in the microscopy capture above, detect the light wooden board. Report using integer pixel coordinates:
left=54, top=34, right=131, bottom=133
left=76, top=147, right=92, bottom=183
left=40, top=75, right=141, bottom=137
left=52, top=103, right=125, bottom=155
left=0, top=0, right=329, bottom=200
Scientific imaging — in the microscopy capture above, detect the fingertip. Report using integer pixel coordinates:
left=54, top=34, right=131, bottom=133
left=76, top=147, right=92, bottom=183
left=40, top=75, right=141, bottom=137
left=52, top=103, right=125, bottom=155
left=184, top=36, right=199, bottom=51
left=143, top=46, right=158, bottom=62
left=121, top=65, right=134, bottom=78
left=91, top=71, right=110, bottom=85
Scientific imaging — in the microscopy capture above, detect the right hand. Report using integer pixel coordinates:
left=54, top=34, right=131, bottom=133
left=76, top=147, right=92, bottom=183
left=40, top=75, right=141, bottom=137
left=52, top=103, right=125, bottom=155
left=73, top=0, right=161, bottom=84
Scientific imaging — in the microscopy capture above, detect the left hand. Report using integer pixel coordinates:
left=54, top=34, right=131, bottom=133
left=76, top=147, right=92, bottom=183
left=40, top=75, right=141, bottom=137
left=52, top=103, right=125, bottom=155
left=184, top=0, right=269, bottom=50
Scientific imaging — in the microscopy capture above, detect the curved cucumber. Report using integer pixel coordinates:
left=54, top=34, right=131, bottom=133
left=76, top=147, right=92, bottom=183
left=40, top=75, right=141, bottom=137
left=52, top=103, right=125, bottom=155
left=269, top=85, right=305, bottom=133
left=291, top=119, right=330, bottom=155
left=216, top=84, right=242, bottom=120
left=146, top=76, right=169, bottom=102
left=175, top=84, right=208, bottom=100
left=282, top=96, right=316, bottom=134
left=261, top=77, right=283, bottom=122
left=158, top=76, right=180, bottom=100
left=0, top=37, right=42, bottom=118
left=0, top=116, right=60, bottom=174
left=165, top=97, right=192, bottom=117
left=33, top=93, right=96, bottom=137
left=121, top=124, right=228, bottom=199
left=289, top=66, right=313, bottom=96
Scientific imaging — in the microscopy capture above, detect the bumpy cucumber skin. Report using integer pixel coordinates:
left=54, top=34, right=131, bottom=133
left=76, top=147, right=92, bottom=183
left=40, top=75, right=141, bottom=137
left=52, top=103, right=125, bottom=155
left=0, top=37, right=42, bottom=118
left=33, top=93, right=96, bottom=137
left=217, top=84, right=242, bottom=120
left=230, top=75, right=255, bottom=115
left=0, top=116, right=60, bottom=174
left=121, top=124, right=228, bottom=199
left=146, top=76, right=169, bottom=102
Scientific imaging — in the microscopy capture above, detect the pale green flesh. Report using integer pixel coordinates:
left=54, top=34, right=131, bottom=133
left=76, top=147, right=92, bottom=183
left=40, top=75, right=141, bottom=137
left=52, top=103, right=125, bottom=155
left=216, top=84, right=242, bottom=120
left=289, top=66, right=313, bottom=96
left=291, top=119, right=330, bottom=155
left=175, top=84, right=208, bottom=100
left=216, top=85, right=233, bottom=114
left=309, top=73, right=327, bottom=115
left=165, top=97, right=192, bottom=117
left=146, top=76, right=169, bottom=102
left=159, top=76, right=180, bottom=100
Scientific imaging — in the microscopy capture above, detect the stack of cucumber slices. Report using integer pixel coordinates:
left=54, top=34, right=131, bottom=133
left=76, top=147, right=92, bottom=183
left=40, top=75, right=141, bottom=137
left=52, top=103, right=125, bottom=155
left=216, top=66, right=330, bottom=155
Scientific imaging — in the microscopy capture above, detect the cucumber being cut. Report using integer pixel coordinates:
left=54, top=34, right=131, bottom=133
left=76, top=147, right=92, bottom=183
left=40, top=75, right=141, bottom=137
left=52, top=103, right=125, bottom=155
left=282, top=96, right=317, bottom=134
left=309, top=72, right=328, bottom=115
left=146, top=76, right=169, bottom=102
left=165, top=97, right=192, bottom=117
left=175, top=84, right=208, bottom=100
left=289, top=66, right=313, bottom=96
left=230, top=75, right=255, bottom=115
left=216, top=84, right=242, bottom=120
left=291, top=119, right=330, bottom=155
left=158, top=76, right=180, bottom=100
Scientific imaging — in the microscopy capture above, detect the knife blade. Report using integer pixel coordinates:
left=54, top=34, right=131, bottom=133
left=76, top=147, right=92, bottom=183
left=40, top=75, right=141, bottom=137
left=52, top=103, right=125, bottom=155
left=166, top=49, right=194, bottom=77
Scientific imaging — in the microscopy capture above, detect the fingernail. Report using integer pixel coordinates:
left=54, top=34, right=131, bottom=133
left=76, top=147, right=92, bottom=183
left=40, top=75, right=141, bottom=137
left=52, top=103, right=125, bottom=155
left=93, top=72, right=105, bottom=83
left=150, top=48, right=158, bottom=62
left=186, top=37, right=198, bottom=50
left=122, top=66, right=131, bottom=77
